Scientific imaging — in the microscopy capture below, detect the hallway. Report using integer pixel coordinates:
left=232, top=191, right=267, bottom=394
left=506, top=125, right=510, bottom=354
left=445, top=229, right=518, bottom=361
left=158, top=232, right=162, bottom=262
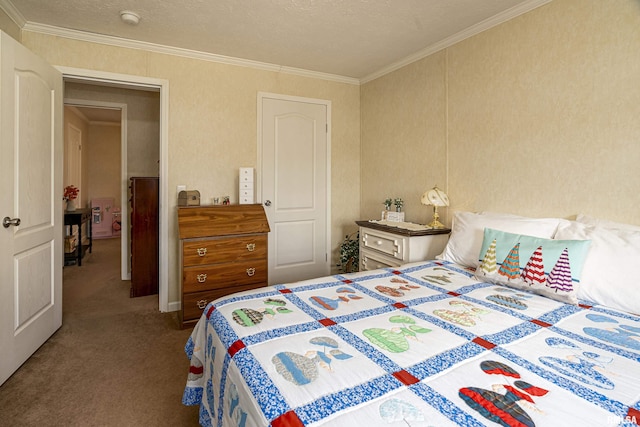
left=0, top=238, right=198, bottom=426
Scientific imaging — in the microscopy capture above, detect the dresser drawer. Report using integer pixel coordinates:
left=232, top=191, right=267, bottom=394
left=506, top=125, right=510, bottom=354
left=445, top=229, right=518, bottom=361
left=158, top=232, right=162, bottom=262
left=182, top=284, right=265, bottom=322
left=182, top=235, right=267, bottom=266
left=361, top=228, right=406, bottom=261
left=360, top=249, right=401, bottom=271
left=183, top=259, right=267, bottom=293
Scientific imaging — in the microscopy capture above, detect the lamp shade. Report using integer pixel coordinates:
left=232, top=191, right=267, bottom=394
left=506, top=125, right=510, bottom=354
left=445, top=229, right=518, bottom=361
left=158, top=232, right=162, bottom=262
left=421, top=186, right=449, bottom=207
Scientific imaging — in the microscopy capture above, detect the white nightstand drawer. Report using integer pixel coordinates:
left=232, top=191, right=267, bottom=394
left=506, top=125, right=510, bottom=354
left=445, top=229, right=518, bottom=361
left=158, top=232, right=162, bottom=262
left=360, top=250, right=401, bottom=271
left=357, top=223, right=451, bottom=272
left=361, top=228, right=406, bottom=261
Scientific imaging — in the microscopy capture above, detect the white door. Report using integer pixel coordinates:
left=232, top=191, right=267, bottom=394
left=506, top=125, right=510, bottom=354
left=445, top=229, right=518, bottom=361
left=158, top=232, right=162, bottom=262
left=0, top=32, right=63, bottom=385
left=259, top=94, right=330, bottom=285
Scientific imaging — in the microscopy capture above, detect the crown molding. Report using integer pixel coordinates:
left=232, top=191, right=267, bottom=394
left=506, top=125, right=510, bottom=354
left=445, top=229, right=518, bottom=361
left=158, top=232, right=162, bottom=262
left=0, top=0, right=26, bottom=27
left=4, top=0, right=551, bottom=86
left=361, top=0, right=553, bottom=84
left=21, top=22, right=360, bottom=86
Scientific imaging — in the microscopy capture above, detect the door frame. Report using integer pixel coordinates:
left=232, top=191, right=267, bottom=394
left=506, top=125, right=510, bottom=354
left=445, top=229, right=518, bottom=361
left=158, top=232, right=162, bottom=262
left=58, top=66, right=171, bottom=312
left=256, top=92, right=332, bottom=280
left=65, top=122, right=82, bottom=203
left=64, top=98, right=128, bottom=280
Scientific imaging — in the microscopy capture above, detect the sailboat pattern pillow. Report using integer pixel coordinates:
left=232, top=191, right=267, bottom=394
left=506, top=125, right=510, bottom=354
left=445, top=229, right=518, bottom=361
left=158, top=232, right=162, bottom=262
left=474, top=228, right=591, bottom=305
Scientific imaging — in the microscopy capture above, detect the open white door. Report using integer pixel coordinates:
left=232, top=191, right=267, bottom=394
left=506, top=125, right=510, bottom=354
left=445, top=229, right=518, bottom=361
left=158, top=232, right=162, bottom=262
left=259, top=93, right=331, bottom=285
left=0, top=32, right=63, bottom=385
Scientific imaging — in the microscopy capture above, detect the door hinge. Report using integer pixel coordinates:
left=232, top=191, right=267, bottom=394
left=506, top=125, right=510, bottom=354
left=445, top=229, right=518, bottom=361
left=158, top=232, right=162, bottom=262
left=326, top=123, right=328, bottom=133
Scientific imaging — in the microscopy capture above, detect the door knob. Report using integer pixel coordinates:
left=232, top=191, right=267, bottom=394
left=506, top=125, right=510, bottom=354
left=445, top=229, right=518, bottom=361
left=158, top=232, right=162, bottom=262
left=3, top=217, right=21, bottom=228
left=264, top=200, right=272, bottom=207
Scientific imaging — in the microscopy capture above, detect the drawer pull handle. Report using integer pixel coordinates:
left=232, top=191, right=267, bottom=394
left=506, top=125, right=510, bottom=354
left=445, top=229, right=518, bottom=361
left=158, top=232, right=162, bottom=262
left=196, top=299, right=208, bottom=309
left=197, top=247, right=207, bottom=257
left=197, top=273, right=207, bottom=283
left=246, top=268, right=256, bottom=277
left=376, top=240, right=383, bottom=245
left=246, top=243, right=256, bottom=252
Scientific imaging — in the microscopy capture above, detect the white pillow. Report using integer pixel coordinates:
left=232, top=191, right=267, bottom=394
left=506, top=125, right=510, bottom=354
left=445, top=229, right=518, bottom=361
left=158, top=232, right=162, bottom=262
left=555, top=220, right=640, bottom=315
left=438, top=211, right=563, bottom=268
left=576, top=214, right=640, bottom=232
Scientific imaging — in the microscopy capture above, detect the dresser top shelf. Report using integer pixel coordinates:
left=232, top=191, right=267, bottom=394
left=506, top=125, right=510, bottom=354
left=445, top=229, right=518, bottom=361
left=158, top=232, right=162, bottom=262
left=356, top=220, right=450, bottom=237
left=178, top=204, right=270, bottom=239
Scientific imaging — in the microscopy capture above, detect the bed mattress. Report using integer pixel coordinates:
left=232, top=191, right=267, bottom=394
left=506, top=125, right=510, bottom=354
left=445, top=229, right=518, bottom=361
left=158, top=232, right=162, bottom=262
left=183, top=260, right=640, bottom=427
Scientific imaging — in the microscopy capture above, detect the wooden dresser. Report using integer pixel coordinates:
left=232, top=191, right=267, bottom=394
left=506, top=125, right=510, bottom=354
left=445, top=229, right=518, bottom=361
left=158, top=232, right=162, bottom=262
left=177, top=204, right=270, bottom=328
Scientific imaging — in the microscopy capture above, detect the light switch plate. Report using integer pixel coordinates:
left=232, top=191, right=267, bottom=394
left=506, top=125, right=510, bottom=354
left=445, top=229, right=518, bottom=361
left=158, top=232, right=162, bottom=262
left=177, top=185, right=186, bottom=193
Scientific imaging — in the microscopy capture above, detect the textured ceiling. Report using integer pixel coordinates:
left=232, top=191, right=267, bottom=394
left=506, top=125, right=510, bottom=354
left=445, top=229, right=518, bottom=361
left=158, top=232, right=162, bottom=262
left=4, top=0, right=549, bottom=80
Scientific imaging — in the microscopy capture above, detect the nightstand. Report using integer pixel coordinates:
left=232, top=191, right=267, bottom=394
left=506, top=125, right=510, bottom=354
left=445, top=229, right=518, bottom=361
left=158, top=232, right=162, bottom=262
left=356, top=220, right=450, bottom=271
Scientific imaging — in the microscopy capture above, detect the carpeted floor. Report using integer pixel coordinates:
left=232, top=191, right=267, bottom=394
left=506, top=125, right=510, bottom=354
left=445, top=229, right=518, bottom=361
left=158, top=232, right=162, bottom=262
left=0, top=238, right=200, bottom=426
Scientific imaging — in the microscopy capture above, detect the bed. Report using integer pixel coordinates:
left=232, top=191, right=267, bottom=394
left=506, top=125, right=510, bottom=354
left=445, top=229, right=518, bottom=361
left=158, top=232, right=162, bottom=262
left=182, top=212, right=640, bottom=427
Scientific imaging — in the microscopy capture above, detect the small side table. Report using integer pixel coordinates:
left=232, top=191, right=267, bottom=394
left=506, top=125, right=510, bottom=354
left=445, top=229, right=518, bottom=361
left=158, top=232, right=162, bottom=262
left=64, top=208, right=92, bottom=266
left=356, top=220, right=450, bottom=271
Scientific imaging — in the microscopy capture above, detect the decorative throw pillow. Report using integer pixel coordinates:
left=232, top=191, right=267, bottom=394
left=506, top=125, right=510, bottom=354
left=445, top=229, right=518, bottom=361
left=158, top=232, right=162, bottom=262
left=474, top=228, right=591, bottom=305
left=438, top=211, right=563, bottom=268
left=555, top=220, right=640, bottom=314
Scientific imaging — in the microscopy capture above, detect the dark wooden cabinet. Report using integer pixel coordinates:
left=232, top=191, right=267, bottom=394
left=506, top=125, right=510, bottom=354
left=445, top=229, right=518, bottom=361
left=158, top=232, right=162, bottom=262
left=130, top=177, right=159, bottom=298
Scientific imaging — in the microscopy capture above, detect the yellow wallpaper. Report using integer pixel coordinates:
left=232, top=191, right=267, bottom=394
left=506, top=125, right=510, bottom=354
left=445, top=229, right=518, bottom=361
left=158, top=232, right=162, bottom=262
left=447, top=0, right=640, bottom=223
left=21, top=32, right=361, bottom=306
left=362, top=0, right=640, bottom=227
left=65, top=82, right=160, bottom=179
left=18, top=0, right=639, bottom=308
left=86, top=123, right=121, bottom=206
left=361, top=52, right=447, bottom=225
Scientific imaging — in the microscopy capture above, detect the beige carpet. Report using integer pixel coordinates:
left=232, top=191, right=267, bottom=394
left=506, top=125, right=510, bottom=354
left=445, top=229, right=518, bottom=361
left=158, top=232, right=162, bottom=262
left=0, top=238, right=200, bottom=426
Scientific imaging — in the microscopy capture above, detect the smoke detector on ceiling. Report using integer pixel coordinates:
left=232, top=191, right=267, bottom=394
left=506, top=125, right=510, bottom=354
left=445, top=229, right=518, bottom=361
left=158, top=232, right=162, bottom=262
left=120, top=10, right=140, bottom=25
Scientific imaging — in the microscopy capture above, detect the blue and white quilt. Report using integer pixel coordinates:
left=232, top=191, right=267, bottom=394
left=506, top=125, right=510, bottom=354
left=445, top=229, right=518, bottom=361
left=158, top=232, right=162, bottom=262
left=183, top=260, right=640, bottom=427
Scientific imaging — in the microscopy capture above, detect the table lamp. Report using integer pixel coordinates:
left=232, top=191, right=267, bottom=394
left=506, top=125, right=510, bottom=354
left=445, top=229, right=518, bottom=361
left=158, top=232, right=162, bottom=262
left=421, top=186, right=449, bottom=228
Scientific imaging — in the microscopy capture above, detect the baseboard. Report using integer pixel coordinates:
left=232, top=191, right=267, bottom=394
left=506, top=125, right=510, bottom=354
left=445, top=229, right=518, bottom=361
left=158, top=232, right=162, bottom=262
left=167, top=300, right=181, bottom=312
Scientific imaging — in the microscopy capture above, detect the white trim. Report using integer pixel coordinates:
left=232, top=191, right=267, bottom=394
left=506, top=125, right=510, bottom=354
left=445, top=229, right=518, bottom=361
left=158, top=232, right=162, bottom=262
left=167, top=300, right=181, bottom=313
left=65, top=122, right=82, bottom=204
left=257, top=92, right=332, bottom=279
left=86, top=121, right=121, bottom=127
left=3, top=0, right=550, bottom=85
left=24, top=23, right=359, bottom=86
left=60, top=67, right=172, bottom=313
left=0, top=0, right=25, bottom=27
left=360, top=0, right=553, bottom=83
left=59, top=67, right=161, bottom=91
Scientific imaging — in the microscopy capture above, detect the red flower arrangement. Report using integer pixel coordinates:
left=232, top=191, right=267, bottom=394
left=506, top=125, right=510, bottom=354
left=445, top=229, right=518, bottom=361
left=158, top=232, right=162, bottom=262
left=63, top=185, right=79, bottom=201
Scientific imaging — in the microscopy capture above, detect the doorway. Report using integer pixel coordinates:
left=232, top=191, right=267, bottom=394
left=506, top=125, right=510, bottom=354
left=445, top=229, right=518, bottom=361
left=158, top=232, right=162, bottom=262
left=64, top=100, right=127, bottom=277
left=59, top=67, right=171, bottom=312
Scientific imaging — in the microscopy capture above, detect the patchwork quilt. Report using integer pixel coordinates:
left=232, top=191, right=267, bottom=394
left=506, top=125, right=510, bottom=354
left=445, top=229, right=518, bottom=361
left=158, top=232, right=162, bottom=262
left=183, top=261, right=640, bottom=427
